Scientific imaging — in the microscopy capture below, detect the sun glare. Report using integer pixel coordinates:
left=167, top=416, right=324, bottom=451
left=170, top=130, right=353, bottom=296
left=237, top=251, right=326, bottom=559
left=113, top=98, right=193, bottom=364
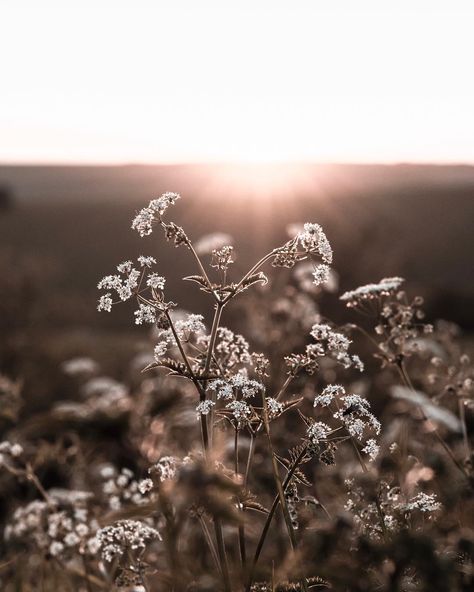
left=205, top=163, right=315, bottom=198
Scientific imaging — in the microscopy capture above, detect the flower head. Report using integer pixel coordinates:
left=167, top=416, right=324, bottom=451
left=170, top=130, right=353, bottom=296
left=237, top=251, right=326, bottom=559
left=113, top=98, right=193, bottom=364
left=340, top=277, right=404, bottom=307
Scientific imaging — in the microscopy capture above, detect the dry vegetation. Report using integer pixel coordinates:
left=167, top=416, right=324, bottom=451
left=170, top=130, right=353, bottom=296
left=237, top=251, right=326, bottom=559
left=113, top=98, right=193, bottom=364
left=0, top=191, right=473, bottom=591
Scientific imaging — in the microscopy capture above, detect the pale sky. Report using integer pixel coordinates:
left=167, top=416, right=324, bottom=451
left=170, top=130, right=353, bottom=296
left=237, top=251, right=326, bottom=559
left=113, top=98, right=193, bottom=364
left=1, top=0, right=474, bottom=164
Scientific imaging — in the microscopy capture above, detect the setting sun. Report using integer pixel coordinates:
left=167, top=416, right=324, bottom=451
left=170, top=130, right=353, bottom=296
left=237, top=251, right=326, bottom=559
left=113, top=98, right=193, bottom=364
left=1, top=0, right=474, bottom=164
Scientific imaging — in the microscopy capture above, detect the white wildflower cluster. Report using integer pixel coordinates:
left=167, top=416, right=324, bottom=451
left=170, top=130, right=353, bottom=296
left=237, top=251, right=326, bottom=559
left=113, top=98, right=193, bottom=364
left=209, top=374, right=265, bottom=400
left=96, top=519, right=160, bottom=562
left=344, top=479, right=389, bottom=539
left=293, top=261, right=338, bottom=295
left=150, top=456, right=179, bottom=482
left=402, top=492, right=441, bottom=513
left=154, top=341, right=168, bottom=360
left=199, top=327, right=251, bottom=367
left=174, top=313, right=206, bottom=337
left=97, top=256, right=164, bottom=317
left=98, top=262, right=140, bottom=305
left=138, top=478, right=154, bottom=495
left=361, top=438, right=380, bottom=462
left=313, top=384, right=345, bottom=407
left=312, top=263, right=331, bottom=286
left=208, top=373, right=264, bottom=427
left=134, top=304, right=156, bottom=325
left=194, top=232, right=234, bottom=255
left=307, top=421, right=332, bottom=444
left=345, top=480, right=441, bottom=541
left=0, top=440, right=23, bottom=466
left=274, top=222, right=332, bottom=269
left=5, top=489, right=98, bottom=560
left=137, top=255, right=157, bottom=267
left=153, top=313, right=206, bottom=359
left=266, top=397, right=284, bottom=418
left=297, top=223, right=333, bottom=264
left=333, top=393, right=381, bottom=440
left=226, top=400, right=253, bottom=423
left=146, top=273, right=166, bottom=290
left=211, top=245, right=234, bottom=270
left=340, top=276, right=405, bottom=307
left=131, top=192, right=181, bottom=237
left=196, top=400, right=215, bottom=418
left=101, top=468, right=151, bottom=511
left=310, top=323, right=364, bottom=371
left=286, top=322, right=364, bottom=375
left=313, top=385, right=381, bottom=460
left=97, top=293, right=113, bottom=313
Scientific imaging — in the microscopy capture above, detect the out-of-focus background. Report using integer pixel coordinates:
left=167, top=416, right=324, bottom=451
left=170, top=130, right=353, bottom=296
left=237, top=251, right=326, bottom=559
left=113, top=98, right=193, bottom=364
left=1, top=1, right=473, bottom=407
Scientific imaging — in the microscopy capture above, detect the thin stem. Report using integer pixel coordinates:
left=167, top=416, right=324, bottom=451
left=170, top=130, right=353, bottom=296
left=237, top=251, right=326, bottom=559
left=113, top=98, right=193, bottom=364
left=204, top=303, right=224, bottom=376
left=197, top=514, right=222, bottom=575
left=204, top=302, right=224, bottom=446
left=243, top=375, right=295, bottom=486
left=165, top=310, right=210, bottom=450
left=247, top=445, right=309, bottom=592
left=244, top=433, right=256, bottom=489
left=259, top=397, right=307, bottom=592
left=214, top=517, right=232, bottom=592
left=234, top=428, right=247, bottom=572
left=25, top=465, right=52, bottom=505
left=273, top=374, right=294, bottom=402
left=234, top=428, right=240, bottom=475
left=222, top=251, right=276, bottom=305
left=262, top=401, right=298, bottom=552
left=188, top=242, right=218, bottom=300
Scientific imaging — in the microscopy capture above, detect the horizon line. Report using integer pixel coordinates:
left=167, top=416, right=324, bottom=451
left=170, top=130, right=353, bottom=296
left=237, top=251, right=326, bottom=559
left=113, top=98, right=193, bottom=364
left=2, top=160, right=474, bottom=168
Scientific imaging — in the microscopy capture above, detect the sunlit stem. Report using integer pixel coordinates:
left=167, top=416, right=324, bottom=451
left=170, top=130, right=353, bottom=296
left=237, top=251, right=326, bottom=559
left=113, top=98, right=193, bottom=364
left=214, top=518, right=232, bottom=592
left=197, top=514, right=222, bottom=576
left=244, top=433, right=256, bottom=489
left=164, top=310, right=210, bottom=450
left=234, top=427, right=247, bottom=572
left=204, top=302, right=224, bottom=447
left=187, top=241, right=219, bottom=301
left=222, top=250, right=276, bottom=305
left=260, top=396, right=308, bottom=592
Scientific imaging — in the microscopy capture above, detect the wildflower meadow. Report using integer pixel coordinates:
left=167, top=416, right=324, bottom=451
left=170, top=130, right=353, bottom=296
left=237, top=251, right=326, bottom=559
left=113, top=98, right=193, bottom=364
left=0, top=192, right=472, bottom=591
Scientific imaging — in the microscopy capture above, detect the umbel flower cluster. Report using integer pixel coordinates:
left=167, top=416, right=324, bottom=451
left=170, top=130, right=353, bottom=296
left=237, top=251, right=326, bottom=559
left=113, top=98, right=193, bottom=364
left=1, top=192, right=472, bottom=592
